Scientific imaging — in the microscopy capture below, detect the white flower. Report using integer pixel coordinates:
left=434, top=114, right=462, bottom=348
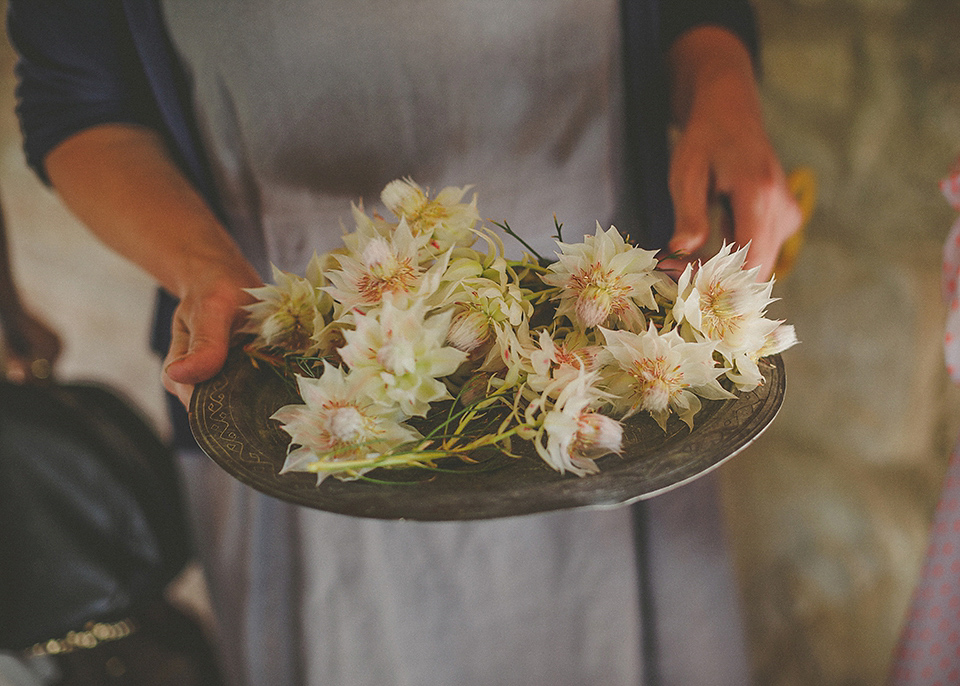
left=338, top=297, right=468, bottom=417
left=529, top=370, right=622, bottom=476
left=542, top=223, right=660, bottom=330
left=444, top=276, right=530, bottom=359
left=381, top=178, right=480, bottom=251
left=325, top=219, right=451, bottom=313
left=272, top=362, right=421, bottom=483
left=600, top=323, right=734, bottom=430
left=243, top=258, right=331, bottom=355
left=439, top=242, right=533, bottom=365
left=670, top=242, right=797, bottom=390
left=526, top=329, right=600, bottom=394
left=671, top=242, right=773, bottom=354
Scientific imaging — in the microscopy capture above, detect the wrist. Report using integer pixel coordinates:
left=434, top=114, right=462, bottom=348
left=167, top=239, right=261, bottom=302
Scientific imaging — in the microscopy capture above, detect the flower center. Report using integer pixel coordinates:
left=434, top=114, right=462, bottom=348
left=355, top=252, right=419, bottom=305
left=407, top=202, right=450, bottom=234
left=328, top=405, right=369, bottom=443
left=570, top=264, right=630, bottom=327
left=553, top=345, right=594, bottom=372
left=700, top=285, right=743, bottom=339
left=630, top=356, right=684, bottom=412
left=268, top=298, right=315, bottom=351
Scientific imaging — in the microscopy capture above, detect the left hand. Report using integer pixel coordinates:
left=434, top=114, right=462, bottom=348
left=665, top=27, right=802, bottom=281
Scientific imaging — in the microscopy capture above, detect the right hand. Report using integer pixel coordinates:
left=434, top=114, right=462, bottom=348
left=162, top=268, right=261, bottom=408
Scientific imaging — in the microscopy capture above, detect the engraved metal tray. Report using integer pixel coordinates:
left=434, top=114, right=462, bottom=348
left=190, top=348, right=785, bottom=521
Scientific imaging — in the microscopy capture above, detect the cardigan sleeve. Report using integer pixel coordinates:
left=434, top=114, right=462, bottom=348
left=7, top=0, right=160, bottom=184
left=660, top=0, right=759, bottom=63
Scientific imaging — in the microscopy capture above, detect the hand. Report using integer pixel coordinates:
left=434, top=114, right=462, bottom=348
left=666, top=28, right=802, bottom=281
left=2, top=308, right=62, bottom=384
left=43, top=124, right=265, bottom=407
left=162, top=267, right=261, bottom=408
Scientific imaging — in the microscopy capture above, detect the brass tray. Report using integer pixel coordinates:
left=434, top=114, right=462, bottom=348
left=190, top=348, right=785, bottom=521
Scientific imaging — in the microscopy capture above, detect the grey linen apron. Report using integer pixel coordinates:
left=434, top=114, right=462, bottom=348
left=161, top=1, right=750, bottom=684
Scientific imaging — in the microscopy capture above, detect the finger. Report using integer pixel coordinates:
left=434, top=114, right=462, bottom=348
left=4, top=353, right=54, bottom=386
left=162, top=375, right=194, bottom=409
left=162, top=311, right=195, bottom=406
left=728, top=191, right=776, bottom=280
left=728, top=181, right=800, bottom=282
left=163, top=297, right=238, bottom=386
left=667, top=144, right=712, bottom=258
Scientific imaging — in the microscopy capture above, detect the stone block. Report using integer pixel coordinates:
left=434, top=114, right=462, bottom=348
left=769, top=238, right=946, bottom=466
left=761, top=36, right=856, bottom=114
left=722, top=438, right=940, bottom=686
left=847, top=0, right=911, bottom=16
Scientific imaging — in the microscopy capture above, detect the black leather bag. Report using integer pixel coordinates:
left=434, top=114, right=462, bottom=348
left=0, top=380, right=191, bottom=650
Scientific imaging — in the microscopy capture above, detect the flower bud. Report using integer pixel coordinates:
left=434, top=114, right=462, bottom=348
left=575, top=286, right=614, bottom=328
left=446, top=307, right=492, bottom=353
left=457, top=373, right=492, bottom=407
left=573, top=412, right=623, bottom=459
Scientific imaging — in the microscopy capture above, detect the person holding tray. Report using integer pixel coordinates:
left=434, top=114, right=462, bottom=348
left=8, top=1, right=801, bottom=684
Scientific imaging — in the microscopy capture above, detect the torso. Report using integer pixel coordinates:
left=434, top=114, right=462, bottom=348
left=161, top=0, right=623, bottom=275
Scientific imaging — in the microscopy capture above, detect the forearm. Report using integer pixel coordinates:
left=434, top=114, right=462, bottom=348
left=667, top=26, right=763, bottom=131
left=44, top=123, right=258, bottom=299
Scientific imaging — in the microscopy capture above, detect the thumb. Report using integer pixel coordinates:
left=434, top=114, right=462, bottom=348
left=163, top=293, right=245, bottom=404
left=667, top=146, right=711, bottom=259
left=669, top=208, right=711, bottom=259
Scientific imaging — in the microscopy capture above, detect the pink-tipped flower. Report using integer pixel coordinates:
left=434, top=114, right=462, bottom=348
left=272, top=362, right=421, bottom=483
left=600, top=323, right=734, bottom=430
left=243, top=258, right=331, bottom=355
left=542, top=223, right=660, bottom=330
left=532, top=370, right=622, bottom=476
left=380, top=178, right=480, bottom=251
left=670, top=243, right=797, bottom=389
left=338, top=297, right=468, bottom=417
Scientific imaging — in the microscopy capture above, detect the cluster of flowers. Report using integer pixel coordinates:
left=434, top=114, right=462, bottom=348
left=243, top=179, right=797, bottom=483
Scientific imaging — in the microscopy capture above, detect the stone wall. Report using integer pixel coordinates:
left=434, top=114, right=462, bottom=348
left=724, top=0, right=960, bottom=683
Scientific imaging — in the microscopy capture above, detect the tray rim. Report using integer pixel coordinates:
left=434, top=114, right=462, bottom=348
left=189, top=349, right=785, bottom=521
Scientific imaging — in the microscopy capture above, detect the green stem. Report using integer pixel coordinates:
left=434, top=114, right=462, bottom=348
left=506, top=259, right=551, bottom=274
left=307, top=449, right=468, bottom=473
left=492, top=220, right=546, bottom=264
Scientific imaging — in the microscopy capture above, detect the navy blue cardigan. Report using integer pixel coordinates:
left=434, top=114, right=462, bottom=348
left=7, top=0, right=756, bottom=443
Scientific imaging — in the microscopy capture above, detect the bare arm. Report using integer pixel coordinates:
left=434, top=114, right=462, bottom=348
left=666, top=26, right=801, bottom=280
left=45, top=123, right=262, bottom=404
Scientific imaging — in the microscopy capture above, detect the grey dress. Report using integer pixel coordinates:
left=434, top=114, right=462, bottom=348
left=161, top=2, right=750, bottom=684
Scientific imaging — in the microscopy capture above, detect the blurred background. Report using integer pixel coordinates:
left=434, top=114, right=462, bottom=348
left=2, top=1, right=960, bottom=683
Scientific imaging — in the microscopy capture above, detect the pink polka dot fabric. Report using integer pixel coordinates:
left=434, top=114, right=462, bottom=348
left=941, top=157, right=960, bottom=384
left=891, top=437, right=960, bottom=685
left=890, top=157, right=960, bottom=684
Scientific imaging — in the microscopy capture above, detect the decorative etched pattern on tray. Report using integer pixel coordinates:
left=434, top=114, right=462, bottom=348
left=190, top=347, right=785, bottom=521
